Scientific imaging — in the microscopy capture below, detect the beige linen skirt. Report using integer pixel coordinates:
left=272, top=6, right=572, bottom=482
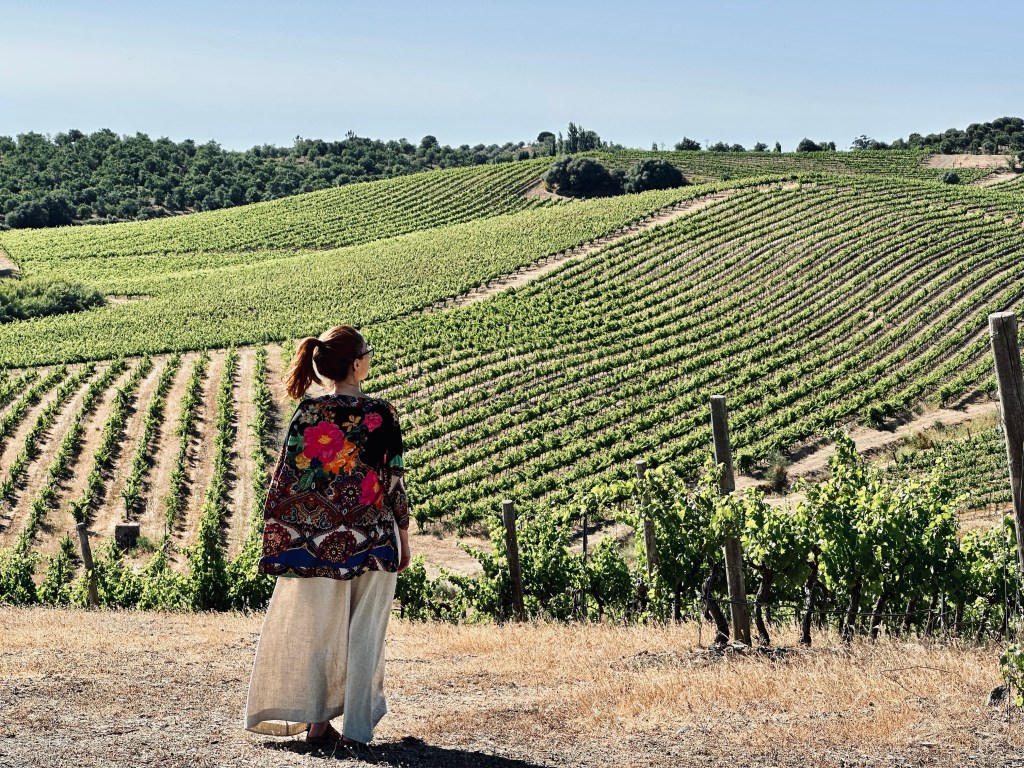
left=243, top=525, right=400, bottom=743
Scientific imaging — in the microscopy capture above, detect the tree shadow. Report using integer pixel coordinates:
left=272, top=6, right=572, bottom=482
left=263, top=734, right=552, bottom=767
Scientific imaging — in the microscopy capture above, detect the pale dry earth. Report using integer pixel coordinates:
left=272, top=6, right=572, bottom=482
left=736, top=399, right=1001, bottom=496
left=34, top=362, right=137, bottom=562
left=1, top=605, right=1023, bottom=768
left=0, top=367, right=76, bottom=545
left=93, top=358, right=167, bottom=547
left=923, top=154, right=1014, bottom=169
left=225, top=346, right=258, bottom=559
left=1, top=364, right=99, bottom=544
left=122, top=352, right=196, bottom=569
left=169, top=350, right=227, bottom=567
left=0, top=245, right=17, bottom=277
left=973, top=171, right=1023, bottom=187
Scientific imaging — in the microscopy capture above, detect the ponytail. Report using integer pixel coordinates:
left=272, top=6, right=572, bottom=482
left=286, top=336, right=322, bottom=400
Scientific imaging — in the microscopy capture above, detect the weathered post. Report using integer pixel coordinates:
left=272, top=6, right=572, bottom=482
left=501, top=499, right=526, bottom=622
left=988, top=311, right=1024, bottom=577
left=634, top=459, right=658, bottom=580
left=75, top=521, right=99, bottom=608
left=710, top=395, right=752, bottom=646
left=580, top=503, right=589, bottom=619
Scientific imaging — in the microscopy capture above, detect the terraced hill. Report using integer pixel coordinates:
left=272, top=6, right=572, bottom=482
left=0, top=150, right=1022, bottom=600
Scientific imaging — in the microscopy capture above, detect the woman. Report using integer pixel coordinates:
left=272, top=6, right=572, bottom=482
left=243, top=324, right=411, bottom=748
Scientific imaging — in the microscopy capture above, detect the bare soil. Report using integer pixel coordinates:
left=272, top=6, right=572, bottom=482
left=226, top=346, right=258, bottom=559
left=1, top=605, right=1022, bottom=768
left=736, top=399, right=1000, bottom=498
left=973, top=171, right=1024, bottom=187
left=0, top=245, right=18, bottom=278
left=406, top=529, right=492, bottom=578
left=0, top=374, right=66, bottom=537
left=33, top=362, right=136, bottom=562
left=924, top=154, right=1013, bottom=169
left=0, top=364, right=97, bottom=547
left=265, top=344, right=295, bottom=446
left=520, top=179, right=562, bottom=201
left=170, top=350, right=227, bottom=566
left=92, top=358, right=168, bottom=546
left=123, top=352, right=196, bottom=567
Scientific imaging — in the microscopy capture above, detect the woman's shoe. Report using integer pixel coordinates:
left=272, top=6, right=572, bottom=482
left=305, top=722, right=342, bottom=744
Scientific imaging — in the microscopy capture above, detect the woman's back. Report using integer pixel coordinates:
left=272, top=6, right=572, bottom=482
left=257, top=393, right=408, bottom=579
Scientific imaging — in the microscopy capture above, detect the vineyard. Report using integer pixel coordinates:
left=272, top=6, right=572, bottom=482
left=882, top=413, right=1013, bottom=522
left=0, top=150, right=1023, bottom=631
left=583, top=148, right=1001, bottom=185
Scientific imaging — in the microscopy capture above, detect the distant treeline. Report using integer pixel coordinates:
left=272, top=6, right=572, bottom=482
left=674, top=116, right=1024, bottom=156
left=0, top=129, right=545, bottom=229
left=3, top=116, right=1020, bottom=230
left=900, top=116, right=1024, bottom=154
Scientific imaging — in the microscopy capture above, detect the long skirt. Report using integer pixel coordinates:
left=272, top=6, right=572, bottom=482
left=242, top=538, right=400, bottom=743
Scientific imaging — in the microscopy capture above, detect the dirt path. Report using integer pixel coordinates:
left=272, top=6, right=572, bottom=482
left=0, top=364, right=99, bottom=546
left=407, top=530, right=491, bottom=578
left=225, top=346, right=257, bottom=559
left=1, top=605, right=1019, bottom=768
left=0, top=369, right=74, bottom=543
left=169, top=349, right=227, bottom=568
left=32, top=362, right=136, bottom=561
left=972, top=171, right=1022, bottom=187
left=123, top=352, right=197, bottom=568
left=735, top=399, right=1000, bottom=497
left=264, top=344, right=292, bottom=447
left=0, top=368, right=61, bottom=482
left=90, top=357, right=168, bottom=545
left=414, top=189, right=740, bottom=316
left=0, top=244, right=19, bottom=278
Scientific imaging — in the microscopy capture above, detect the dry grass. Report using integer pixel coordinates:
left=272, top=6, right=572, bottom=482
left=1, top=605, right=1022, bottom=767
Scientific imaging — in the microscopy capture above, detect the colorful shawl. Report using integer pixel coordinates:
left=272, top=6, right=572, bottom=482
left=257, top=394, right=409, bottom=580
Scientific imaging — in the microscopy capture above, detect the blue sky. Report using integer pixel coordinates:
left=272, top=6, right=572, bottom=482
left=3, top=0, right=1019, bottom=152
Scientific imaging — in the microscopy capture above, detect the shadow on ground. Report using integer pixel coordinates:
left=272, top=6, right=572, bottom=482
left=262, top=735, right=552, bottom=767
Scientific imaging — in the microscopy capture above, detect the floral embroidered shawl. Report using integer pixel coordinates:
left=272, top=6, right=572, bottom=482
left=257, top=394, right=409, bottom=580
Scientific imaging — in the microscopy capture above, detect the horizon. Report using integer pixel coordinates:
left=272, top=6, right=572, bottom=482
left=4, top=0, right=1021, bottom=154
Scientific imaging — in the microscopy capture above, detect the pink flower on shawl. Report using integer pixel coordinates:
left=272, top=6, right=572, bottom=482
left=359, top=468, right=383, bottom=508
left=363, top=412, right=383, bottom=432
left=302, top=421, right=345, bottom=463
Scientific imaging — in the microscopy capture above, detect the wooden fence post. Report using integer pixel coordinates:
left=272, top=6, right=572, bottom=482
left=988, top=311, right=1024, bottom=578
left=634, top=459, right=658, bottom=580
left=501, top=499, right=526, bottom=622
left=75, top=521, right=99, bottom=608
left=579, top=503, right=589, bottom=618
left=710, top=395, right=752, bottom=646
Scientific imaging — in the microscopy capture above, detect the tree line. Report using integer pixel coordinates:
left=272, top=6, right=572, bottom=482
left=0, top=129, right=541, bottom=229
left=4, top=116, right=1019, bottom=230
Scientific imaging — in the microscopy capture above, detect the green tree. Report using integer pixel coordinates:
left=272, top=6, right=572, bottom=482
left=622, top=158, right=685, bottom=193
left=674, top=137, right=701, bottom=151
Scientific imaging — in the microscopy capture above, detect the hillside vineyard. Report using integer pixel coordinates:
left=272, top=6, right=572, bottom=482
left=0, top=151, right=1021, bottom=609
